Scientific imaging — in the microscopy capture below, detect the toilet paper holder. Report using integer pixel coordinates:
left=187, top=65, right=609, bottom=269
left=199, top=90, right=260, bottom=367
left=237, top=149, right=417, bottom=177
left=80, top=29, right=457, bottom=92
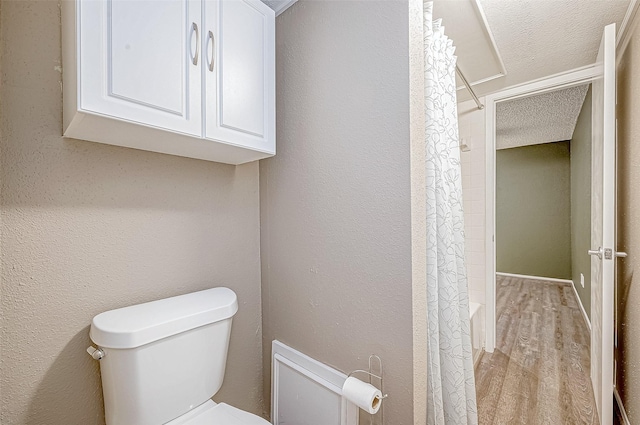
left=347, top=355, right=388, bottom=424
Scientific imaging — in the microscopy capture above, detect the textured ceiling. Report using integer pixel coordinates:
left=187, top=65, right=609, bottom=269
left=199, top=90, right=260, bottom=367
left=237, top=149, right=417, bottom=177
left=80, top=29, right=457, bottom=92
left=433, top=0, right=506, bottom=93
left=465, top=0, right=629, bottom=99
left=260, top=0, right=296, bottom=15
left=264, top=0, right=630, bottom=102
left=261, top=0, right=284, bottom=11
left=431, top=0, right=631, bottom=102
left=496, top=84, right=589, bottom=150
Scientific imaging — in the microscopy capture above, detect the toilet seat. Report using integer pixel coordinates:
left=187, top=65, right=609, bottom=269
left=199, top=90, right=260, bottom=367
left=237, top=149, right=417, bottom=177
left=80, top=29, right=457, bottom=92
left=167, top=400, right=270, bottom=425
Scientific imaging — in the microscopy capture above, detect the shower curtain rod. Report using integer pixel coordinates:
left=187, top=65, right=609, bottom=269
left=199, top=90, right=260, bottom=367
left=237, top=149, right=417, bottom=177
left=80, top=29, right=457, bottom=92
left=456, top=66, right=484, bottom=110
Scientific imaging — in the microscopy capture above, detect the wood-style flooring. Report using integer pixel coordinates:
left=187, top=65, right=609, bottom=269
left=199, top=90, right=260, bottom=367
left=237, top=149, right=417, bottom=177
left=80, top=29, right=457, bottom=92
left=475, top=275, right=598, bottom=425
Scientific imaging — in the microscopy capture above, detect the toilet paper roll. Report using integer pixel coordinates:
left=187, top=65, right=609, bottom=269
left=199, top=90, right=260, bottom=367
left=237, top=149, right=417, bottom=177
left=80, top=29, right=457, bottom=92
left=341, top=376, right=382, bottom=414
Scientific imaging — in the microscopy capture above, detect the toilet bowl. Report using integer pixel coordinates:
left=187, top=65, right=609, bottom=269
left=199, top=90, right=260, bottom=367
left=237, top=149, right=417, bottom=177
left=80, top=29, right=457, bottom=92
left=88, top=287, right=267, bottom=425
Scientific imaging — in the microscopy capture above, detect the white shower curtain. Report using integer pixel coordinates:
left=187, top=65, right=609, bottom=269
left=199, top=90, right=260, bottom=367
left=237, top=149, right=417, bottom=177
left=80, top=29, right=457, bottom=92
left=423, top=2, right=478, bottom=424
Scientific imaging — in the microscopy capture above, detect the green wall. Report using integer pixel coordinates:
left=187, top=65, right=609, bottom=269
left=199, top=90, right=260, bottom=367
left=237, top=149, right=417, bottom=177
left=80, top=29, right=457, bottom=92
left=496, top=141, right=572, bottom=279
left=571, top=86, right=592, bottom=318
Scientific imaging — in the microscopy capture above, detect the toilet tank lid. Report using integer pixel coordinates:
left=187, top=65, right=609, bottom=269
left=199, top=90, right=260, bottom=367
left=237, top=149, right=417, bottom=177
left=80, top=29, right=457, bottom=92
left=90, top=287, right=238, bottom=349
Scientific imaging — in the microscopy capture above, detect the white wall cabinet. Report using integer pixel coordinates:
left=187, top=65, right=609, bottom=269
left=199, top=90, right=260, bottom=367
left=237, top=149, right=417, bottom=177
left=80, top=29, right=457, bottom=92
left=205, top=0, right=275, bottom=150
left=62, top=0, right=275, bottom=165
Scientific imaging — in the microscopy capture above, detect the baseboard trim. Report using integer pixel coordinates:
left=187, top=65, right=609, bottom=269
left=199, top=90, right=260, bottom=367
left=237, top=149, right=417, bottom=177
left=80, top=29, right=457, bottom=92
left=570, top=279, right=591, bottom=331
left=496, top=272, right=573, bottom=285
left=614, top=387, right=632, bottom=425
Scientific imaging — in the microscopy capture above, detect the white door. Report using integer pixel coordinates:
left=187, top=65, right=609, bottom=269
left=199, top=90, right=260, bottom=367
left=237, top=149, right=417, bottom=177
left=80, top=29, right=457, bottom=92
left=79, top=0, right=202, bottom=136
left=589, top=22, right=617, bottom=425
left=204, top=0, right=275, bottom=153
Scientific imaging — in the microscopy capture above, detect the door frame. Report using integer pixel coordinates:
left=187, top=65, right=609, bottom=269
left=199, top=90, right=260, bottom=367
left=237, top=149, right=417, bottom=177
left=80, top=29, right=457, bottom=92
left=483, top=64, right=602, bottom=353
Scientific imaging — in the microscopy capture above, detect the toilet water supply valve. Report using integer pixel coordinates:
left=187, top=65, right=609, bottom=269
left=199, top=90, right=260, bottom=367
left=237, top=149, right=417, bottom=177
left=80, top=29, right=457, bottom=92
left=87, top=346, right=105, bottom=360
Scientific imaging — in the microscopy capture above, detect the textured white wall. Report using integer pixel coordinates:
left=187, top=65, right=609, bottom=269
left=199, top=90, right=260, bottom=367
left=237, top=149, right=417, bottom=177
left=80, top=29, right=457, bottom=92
left=0, top=1, right=264, bottom=423
left=261, top=1, right=413, bottom=423
left=458, top=99, right=487, bottom=306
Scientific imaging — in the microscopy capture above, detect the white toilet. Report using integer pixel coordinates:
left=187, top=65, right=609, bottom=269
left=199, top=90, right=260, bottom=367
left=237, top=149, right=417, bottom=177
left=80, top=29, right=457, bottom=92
left=88, top=287, right=269, bottom=425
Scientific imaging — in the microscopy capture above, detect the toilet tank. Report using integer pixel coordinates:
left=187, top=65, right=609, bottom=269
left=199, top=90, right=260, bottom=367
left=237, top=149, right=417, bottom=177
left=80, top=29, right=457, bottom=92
left=90, top=287, right=238, bottom=425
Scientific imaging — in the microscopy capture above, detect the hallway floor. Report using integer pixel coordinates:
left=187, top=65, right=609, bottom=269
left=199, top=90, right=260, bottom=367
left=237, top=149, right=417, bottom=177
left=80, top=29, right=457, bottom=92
left=475, top=275, right=598, bottom=424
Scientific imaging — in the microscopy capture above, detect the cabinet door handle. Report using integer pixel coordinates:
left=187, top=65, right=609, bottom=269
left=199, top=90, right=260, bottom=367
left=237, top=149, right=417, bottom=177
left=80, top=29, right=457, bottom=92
left=191, top=22, right=200, bottom=65
left=207, top=30, right=215, bottom=72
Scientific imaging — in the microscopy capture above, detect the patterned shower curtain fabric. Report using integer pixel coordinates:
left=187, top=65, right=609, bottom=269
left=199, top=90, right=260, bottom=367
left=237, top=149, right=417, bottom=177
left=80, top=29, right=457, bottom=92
left=423, top=2, right=478, bottom=424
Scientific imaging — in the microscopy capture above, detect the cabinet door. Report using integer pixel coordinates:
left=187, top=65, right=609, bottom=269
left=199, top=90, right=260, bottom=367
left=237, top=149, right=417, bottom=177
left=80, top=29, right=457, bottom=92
left=204, top=0, right=275, bottom=153
left=79, top=0, right=202, bottom=136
